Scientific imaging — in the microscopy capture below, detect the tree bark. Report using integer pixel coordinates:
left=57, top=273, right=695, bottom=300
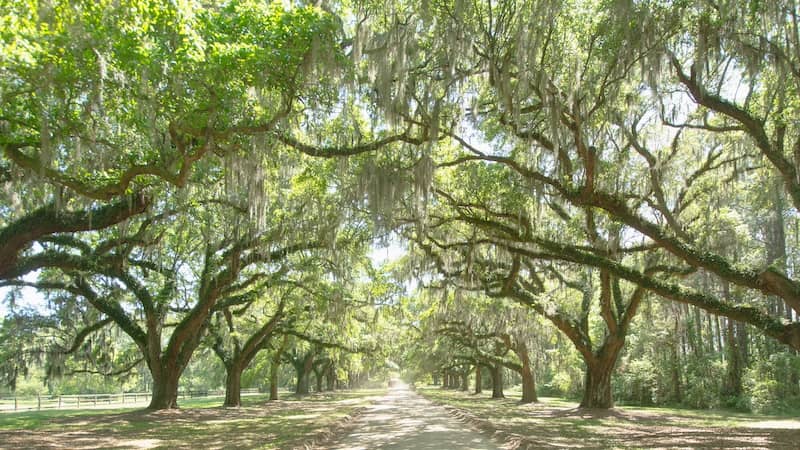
left=223, top=363, right=243, bottom=407
left=474, top=365, right=482, bottom=394
left=671, top=314, right=683, bottom=403
left=490, top=364, right=504, bottom=399
left=325, top=365, right=336, bottom=391
left=314, top=370, right=323, bottom=393
left=722, top=282, right=743, bottom=398
left=723, top=317, right=743, bottom=397
left=269, top=335, right=289, bottom=401
left=269, top=363, right=280, bottom=401
left=296, top=370, right=310, bottom=395
left=0, top=193, right=149, bottom=279
left=294, top=353, right=314, bottom=395
left=767, top=176, right=789, bottom=317
left=580, top=355, right=616, bottom=409
left=148, top=367, right=181, bottom=409
left=578, top=317, right=626, bottom=410
left=519, top=343, right=537, bottom=403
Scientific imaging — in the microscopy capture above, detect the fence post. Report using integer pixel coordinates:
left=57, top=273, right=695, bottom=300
left=14, top=396, right=17, bottom=411
left=58, top=396, right=62, bottom=409
left=37, top=394, right=41, bottom=411
left=77, top=396, right=80, bottom=408
left=93, top=395, right=96, bottom=406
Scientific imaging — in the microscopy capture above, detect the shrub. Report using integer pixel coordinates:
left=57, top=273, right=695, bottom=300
left=682, top=357, right=726, bottom=409
left=614, top=358, right=657, bottom=405
left=743, top=352, right=800, bottom=413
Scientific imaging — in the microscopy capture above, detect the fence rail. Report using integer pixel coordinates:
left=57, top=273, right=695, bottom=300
left=0, top=388, right=260, bottom=412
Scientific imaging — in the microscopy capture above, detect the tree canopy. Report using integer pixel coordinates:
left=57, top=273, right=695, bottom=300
left=1, top=0, right=799, bottom=413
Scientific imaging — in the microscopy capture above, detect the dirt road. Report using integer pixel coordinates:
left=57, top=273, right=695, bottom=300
left=327, top=385, right=502, bottom=450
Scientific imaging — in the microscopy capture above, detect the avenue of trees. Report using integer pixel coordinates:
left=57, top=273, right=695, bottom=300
left=1, top=0, right=799, bottom=414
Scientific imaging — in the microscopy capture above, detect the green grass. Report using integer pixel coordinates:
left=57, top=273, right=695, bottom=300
left=0, top=394, right=271, bottom=431
left=0, top=389, right=386, bottom=449
left=617, top=403, right=800, bottom=428
left=0, top=406, right=137, bottom=431
left=418, top=386, right=800, bottom=448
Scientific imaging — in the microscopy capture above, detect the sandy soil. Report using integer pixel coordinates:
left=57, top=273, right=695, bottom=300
left=3, top=388, right=798, bottom=449
left=327, top=385, right=503, bottom=450
left=0, top=395, right=374, bottom=450
left=426, top=393, right=800, bottom=449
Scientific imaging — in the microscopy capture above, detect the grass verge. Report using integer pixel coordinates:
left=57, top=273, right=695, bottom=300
left=418, top=386, right=800, bottom=449
left=0, top=389, right=385, bottom=449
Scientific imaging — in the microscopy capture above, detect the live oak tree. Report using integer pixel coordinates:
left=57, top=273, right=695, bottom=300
left=0, top=1, right=336, bottom=395
left=207, top=232, right=374, bottom=406
left=365, top=0, right=800, bottom=353
left=2, top=0, right=800, bottom=416
left=401, top=140, right=639, bottom=407
left=0, top=0, right=429, bottom=408
left=0, top=309, right=58, bottom=392
left=209, top=288, right=287, bottom=407
left=0, top=0, right=347, bottom=196
left=0, top=0, right=341, bottom=277
left=201, top=145, right=374, bottom=406
left=0, top=0, right=420, bottom=285
left=2, top=191, right=333, bottom=409
left=454, top=0, right=800, bottom=349
left=430, top=292, right=540, bottom=403
left=279, top=263, right=389, bottom=395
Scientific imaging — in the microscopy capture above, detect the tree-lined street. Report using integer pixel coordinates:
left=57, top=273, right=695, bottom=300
left=2, top=0, right=800, bottom=447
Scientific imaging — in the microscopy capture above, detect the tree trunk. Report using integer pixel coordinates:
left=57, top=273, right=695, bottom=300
left=722, top=283, right=743, bottom=398
left=148, top=367, right=181, bottom=409
left=460, top=371, right=469, bottom=392
left=520, top=364, right=537, bottom=404
left=691, top=306, right=703, bottom=356
left=223, top=363, right=243, bottom=407
left=325, top=365, right=336, bottom=391
left=579, top=330, right=627, bottom=409
left=767, top=176, right=789, bottom=318
left=296, top=366, right=311, bottom=395
left=269, top=335, right=288, bottom=401
left=723, top=317, right=743, bottom=397
left=296, top=372, right=310, bottom=395
left=671, top=314, right=683, bottom=403
left=580, top=356, right=616, bottom=409
left=517, top=342, right=537, bottom=404
left=295, top=353, right=314, bottom=395
left=269, top=363, right=279, bottom=401
left=348, top=371, right=356, bottom=389
left=315, top=371, right=323, bottom=393
left=474, top=365, right=482, bottom=394
left=490, top=364, right=504, bottom=399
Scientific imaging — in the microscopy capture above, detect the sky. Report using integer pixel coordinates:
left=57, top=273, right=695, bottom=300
left=0, top=275, right=48, bottom=318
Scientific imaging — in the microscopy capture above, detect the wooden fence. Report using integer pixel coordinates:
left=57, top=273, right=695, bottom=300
left=0, top=388, right=260, bottom=412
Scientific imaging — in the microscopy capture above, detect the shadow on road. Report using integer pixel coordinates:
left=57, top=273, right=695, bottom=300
left=328, top=385, right=502, bottom=450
